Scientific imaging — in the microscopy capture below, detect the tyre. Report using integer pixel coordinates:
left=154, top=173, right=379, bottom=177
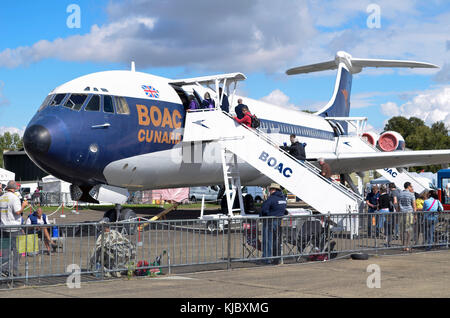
left=206, top=221, right=217, bottom=232
left=350, top=253, right=369, bottom=260
left=220, top=195, right=243, bottom=214
left=119, top=208, right=137, bottom=235
left=103, top=209, right=117, bottom=222
left=190, top=196, right=197, bottom=204
left=255, top=196, right=262, bottom=204
left=244, top=195, right=256, bottom=214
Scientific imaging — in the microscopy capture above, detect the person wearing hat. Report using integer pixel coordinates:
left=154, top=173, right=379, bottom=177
left=260, top=183, right=287, bottom=265
left=0, top=180, right=29, bottom=276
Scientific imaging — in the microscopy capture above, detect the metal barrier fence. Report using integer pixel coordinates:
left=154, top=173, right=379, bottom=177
left=33, top=192, right=75, bottom=207
left=0, top=211, right=449, bottom=288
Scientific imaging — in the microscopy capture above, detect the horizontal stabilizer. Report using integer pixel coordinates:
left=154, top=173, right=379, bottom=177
left=286, top=60, right=336, bottom=75
left=286, top=51, right=439, bottom=75
left=351, top=58, right=439, bottom=69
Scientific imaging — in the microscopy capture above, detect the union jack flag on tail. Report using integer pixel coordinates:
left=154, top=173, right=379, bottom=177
left=142, top=85, right=160, bottom=98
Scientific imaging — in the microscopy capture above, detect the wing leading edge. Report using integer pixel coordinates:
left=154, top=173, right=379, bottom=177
left=322, top=150, right=450, bottom=174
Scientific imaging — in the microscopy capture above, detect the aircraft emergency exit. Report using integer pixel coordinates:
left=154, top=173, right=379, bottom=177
left=23, top=51, right=448, bottom=218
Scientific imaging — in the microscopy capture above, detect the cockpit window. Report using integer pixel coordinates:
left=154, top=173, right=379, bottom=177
left=38, top=94, right=55, bottom=112
left=114, top=96, right=130, bottom=115
left=64, top=94, right=88, bottom=111
left=50, top=94, right=67, bottom=106
left=85, top=95, right=100, bottom=111
left=103, top=95, right=114, bottom=113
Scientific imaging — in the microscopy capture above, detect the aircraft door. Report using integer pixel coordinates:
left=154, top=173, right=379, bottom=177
left=171, top=86, right=190, bottom=111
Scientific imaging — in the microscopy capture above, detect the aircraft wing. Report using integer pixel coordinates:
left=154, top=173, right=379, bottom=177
left=323, top=150, right=450, bottom=174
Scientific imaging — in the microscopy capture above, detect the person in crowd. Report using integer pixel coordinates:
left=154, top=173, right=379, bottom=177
left=32, top=187, right=41, bottom=206
left=318, top=158, right=332, bottom=180
left=366, top=185, right=380, bottom=237
left=187, top=95, right=199, bottom=111
left=280, top=134, right=306, bottom=162
left=398, top=182, right=416, bottom=252
left=259, top=183, right=287, bottom=265
left=218, top=87, right=229, bottom=113
left=422, top=190, right=443, bottom=250
left=377, top=185, right=392, bottom=246
left=234, top=98, right=247, bottom=119
left=26, top=207, right=56, bottom=254
left=233, top=106, right=253, bottom=128
left=201, top=92, right=215, bottom=109
left=388, top=183, right=400, bottom=239
left=414, top=191, right=427, bottom=245
left=0, top=180, right=28, bottom=276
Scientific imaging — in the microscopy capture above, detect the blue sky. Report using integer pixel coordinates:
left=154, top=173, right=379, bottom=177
left=0, top=0, right=449, bottom=136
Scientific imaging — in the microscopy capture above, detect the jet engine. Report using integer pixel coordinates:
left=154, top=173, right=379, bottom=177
left=361, top=132, right=379, bottom=147
left=377, top=131, right=405, bottom=152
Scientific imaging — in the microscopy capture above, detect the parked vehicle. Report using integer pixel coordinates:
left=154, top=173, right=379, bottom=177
left=189, top=186, right=220, bottom=203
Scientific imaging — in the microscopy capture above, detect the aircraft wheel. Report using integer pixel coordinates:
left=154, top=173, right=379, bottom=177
left=206, top=221, right=217, bottom=232
left=350, top=253, right=369, bottom=260
left=119, top=208, right=138, bottom=235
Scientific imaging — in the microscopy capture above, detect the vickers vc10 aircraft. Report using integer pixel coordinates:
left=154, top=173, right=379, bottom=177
left=23, top=51, right=449, bottom=220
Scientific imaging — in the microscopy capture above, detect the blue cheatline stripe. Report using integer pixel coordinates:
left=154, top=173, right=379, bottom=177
left=259, top=119, right=335, bottom=141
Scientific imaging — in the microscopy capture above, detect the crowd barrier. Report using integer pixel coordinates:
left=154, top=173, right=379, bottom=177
left=0, top=211, right=448, bottom=288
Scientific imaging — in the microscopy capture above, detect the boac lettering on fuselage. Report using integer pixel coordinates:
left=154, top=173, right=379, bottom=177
left=136, top=104, right=183, bottom=145
left=259, top=151, right=293, bottom=178
left=384, top=168, right=397, bottom=178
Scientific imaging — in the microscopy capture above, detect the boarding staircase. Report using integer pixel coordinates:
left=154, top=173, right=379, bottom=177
left=183, top=110, right=364, bottom=221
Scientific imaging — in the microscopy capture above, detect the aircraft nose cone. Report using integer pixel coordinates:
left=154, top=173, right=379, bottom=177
left=23, top=125, right=51, bottom=156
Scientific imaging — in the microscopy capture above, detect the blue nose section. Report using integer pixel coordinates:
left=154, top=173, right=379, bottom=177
left=23, top=125, right=52, bottom=157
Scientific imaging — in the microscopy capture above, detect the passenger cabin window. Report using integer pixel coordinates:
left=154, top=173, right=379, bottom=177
left=103, top=95, right=114, bottom=113
left=85, top=95, right=100, bottom=111
left=114, top=96, right=130, bottom=115
left=50, top=94, right=67, bottom=106
left=64, top=94, right=88, bottom=111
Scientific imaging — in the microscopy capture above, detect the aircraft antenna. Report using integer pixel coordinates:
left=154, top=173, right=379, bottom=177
left=131, top=61, right=136, bottom=72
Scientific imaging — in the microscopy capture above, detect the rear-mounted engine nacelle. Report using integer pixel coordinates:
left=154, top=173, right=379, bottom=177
left=361, top=132, right=379, bottom=147
left=378, top=131, right=405, bottom=152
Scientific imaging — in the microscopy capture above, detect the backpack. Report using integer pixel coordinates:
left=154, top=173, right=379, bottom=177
left=250, top=114, right=260, bottom=128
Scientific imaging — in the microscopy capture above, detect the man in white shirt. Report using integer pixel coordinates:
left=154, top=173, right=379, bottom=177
left=0, top=180, right=28, bottom=276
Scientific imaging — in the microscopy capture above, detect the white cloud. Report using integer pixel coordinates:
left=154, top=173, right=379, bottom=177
left=260, top=89, right=297, bottom=109
left=380, top=101, right=400, bottom=117
left=0, top=0, right=447, bottom=81
left=381, top=86, right=450, bottom=126
left=0, top=126, right=24, bottom=136
left=0, top=0, right=317, bottom=73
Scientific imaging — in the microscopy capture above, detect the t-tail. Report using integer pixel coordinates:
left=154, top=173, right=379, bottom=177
left=286, top=51, right=438, bottom=134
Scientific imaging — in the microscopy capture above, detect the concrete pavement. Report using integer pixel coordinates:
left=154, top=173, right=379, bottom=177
left=1, top=249, right=449, bottom=298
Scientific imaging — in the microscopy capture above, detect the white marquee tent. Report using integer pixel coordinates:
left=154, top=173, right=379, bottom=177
left=0, top=168, right=15, bottom=185
left=41, top=175, right=71, bottom=193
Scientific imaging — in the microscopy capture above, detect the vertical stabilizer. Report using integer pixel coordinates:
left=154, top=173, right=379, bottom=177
left=286, top=51, right=438, bottom=134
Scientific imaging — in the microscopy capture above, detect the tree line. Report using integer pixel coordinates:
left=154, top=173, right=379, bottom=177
left=0, top=132, right=23, bottom=168
left=384, top=116, right=450, bottom=172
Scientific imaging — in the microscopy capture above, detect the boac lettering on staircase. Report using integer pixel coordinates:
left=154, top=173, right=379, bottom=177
left=384, top=168, right=397, bottom=178
left=259, top=151, right=292, bottom=178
